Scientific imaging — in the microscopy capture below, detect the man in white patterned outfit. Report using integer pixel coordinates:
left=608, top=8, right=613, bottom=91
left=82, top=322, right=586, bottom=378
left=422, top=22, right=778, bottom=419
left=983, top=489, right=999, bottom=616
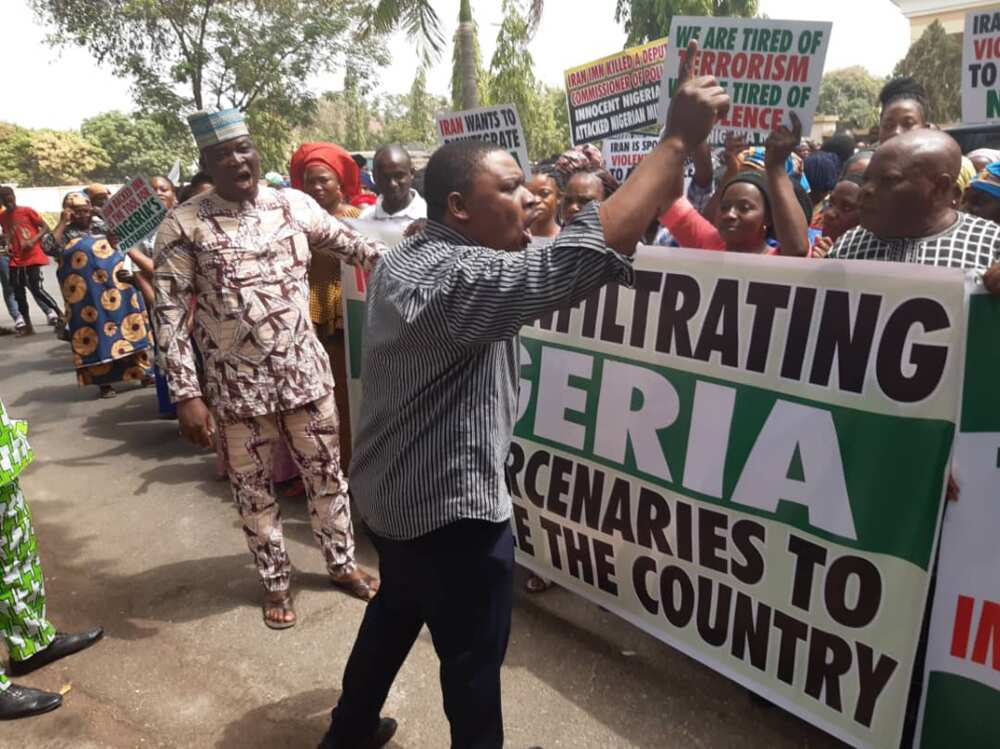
left=154, top=110, right=384, bottom=629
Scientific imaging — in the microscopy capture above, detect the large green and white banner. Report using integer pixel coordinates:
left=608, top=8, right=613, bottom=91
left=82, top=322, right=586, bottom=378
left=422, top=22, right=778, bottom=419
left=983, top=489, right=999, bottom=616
left=916, top=286, right=1000, bottom=748
left=343, top=243, right=969, bottom=748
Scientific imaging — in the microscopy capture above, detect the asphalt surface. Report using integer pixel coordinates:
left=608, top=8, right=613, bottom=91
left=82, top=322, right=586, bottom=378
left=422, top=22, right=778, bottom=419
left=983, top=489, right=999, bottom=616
left=0, top=272, right=845, bottom=748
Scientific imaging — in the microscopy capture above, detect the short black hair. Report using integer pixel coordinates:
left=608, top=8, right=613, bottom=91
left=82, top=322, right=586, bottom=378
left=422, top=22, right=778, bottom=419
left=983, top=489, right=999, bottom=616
left=424, top=141, right=506, bottom=222
left=0, top=186, right=14, bottom=200
left=821, top=133, right=856, bottom=165
left=879, top=77, right=929, bottom=119
left=372, top=144, right=412, bottom=176
left=352, top=153, right=367, bottom=169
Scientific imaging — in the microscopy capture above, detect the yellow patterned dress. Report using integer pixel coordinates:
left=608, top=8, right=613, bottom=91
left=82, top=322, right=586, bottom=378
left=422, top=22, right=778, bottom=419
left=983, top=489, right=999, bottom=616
left=57, top=233, right=153, bottom=387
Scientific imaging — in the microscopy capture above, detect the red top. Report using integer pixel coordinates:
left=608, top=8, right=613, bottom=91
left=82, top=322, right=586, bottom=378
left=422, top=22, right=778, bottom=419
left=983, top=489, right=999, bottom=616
left=0, top=206, right=49, bottom=267
left=659, top=198, right=779, bottom=255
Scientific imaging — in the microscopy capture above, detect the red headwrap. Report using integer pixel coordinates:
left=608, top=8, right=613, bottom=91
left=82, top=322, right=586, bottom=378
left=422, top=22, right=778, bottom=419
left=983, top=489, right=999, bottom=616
left=289, top=142, right=362, bottom=206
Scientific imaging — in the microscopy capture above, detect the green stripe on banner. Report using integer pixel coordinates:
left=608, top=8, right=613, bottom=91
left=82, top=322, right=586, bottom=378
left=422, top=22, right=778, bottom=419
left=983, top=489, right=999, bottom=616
left=347, top=299, right=366, bottom=379
left=515, top=337, right=952, bottom=569
left=920, top=671, right=1000, bottom=747
left=961, top=295, right=1000, bottom=432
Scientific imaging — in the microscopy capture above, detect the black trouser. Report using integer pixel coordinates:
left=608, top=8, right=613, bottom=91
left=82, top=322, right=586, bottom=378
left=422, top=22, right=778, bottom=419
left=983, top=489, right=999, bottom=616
left=10, top=265, right=60, bottom=326
left=322, top=519, right=514, bottom=749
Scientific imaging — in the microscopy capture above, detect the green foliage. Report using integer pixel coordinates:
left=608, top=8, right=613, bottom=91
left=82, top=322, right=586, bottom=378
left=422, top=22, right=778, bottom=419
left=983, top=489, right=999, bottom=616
left=817, top=67, right=884, bottom=132
left=0, top=123, right=33, bottom=185
left=892, top=20, right=962, bottom=124
left=80, top=111, right=178, bottom=182
left=30, top=0, right=387, bottom=163
left=614, top=0, right=758, bottom=45
left=485, top=1, right=569, bottom=161
left=23, top=130, right=109, bottom=186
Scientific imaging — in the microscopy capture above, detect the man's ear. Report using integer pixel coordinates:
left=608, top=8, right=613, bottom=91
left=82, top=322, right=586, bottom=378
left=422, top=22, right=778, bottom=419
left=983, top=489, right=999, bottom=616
left=446, top=191, right=470, bottom=222
left=935, top=172, right=957, bottom=200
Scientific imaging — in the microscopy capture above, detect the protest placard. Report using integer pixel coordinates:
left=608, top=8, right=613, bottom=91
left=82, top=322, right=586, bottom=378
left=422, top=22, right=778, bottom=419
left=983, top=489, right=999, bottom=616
left=435, top=104, right=531, bottom=176
left=601, top=133, right=660, bottom=183
left=915, top=286, right=1000, bottom=748
left=962, top=9, right=1000, bottom=124
left=341, top=242, right=968, bottom=748
left=659, top=17, right=831, bottom=145
left=564, top=39, right=667, bottom=145
left=102, top=177, right=167, bottom=250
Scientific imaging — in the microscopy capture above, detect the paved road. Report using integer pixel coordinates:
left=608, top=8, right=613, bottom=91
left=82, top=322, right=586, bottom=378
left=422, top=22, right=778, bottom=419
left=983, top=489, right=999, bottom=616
left=0, top=324, right=845, bottom=748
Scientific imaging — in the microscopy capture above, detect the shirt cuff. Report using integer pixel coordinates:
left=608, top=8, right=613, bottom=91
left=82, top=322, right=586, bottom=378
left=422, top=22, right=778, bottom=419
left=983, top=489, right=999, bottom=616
left=557, top=202, right=635, bottom=288
left=660, top=197, right=694, bottom=228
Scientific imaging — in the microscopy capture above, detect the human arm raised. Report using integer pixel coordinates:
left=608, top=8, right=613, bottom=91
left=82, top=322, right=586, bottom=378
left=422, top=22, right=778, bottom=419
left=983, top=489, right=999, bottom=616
left=764, top=112, right=810, bottom=258
left=598, top=40, right=730, bottom=254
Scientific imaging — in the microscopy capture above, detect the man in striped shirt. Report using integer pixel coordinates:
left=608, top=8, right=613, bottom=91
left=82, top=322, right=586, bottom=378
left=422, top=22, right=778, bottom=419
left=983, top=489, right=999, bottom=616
left=320, top=44, right=730, bottom=749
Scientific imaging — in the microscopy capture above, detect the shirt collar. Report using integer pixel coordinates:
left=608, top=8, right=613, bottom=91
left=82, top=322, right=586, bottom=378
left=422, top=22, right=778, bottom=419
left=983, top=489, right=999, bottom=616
left=421, top=219, right=474, bottom=247
left=374, top=190, right=426, bottom=220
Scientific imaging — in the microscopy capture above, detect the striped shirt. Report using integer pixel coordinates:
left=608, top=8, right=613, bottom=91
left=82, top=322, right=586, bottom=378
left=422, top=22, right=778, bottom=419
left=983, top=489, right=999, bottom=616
left=827, top=212, right=1000, bottom=276
left=350, top=203, right=634, bottom=540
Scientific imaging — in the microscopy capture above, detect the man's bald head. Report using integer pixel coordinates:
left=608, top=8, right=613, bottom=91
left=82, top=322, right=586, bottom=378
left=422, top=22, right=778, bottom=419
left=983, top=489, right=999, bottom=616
left=373, top=143, right=415, bottom=215
left=861, top=129, right=962, bottom=238
left=875, top=128, right=961, bottom=182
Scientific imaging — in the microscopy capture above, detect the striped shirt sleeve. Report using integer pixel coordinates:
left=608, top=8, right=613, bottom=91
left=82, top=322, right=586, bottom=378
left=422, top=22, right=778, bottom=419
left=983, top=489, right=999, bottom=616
left=438, top=204, right=634, bottom=346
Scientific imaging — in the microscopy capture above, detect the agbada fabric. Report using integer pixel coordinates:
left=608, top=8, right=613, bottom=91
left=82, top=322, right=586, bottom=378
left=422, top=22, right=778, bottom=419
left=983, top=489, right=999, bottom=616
left=152, top=186, right=381, bottom=421
left=0, top=400, right=56, bottom=691
left=57, top=234, right=153, bottom=387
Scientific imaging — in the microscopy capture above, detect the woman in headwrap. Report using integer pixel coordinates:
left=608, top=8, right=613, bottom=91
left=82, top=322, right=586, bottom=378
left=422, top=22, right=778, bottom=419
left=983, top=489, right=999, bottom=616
left=553, top=144, right=620, bottom=224
left=52, top=202, right=154, bottom=399
left=660, top=115, right=813, bottom=257
left=812, top=174, right=864, bottom=258
left=803, top=151, right=842, bottom=224
left=288, top=142, right=363, bottom=473
left=967, top=148, right=1000, bottom=175
left=961, top=162, right=1000, bottom=224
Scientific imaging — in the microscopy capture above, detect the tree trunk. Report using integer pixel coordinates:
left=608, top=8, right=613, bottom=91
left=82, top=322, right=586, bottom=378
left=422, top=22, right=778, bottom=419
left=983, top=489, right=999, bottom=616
left=458, top=0, right=478, bottom=110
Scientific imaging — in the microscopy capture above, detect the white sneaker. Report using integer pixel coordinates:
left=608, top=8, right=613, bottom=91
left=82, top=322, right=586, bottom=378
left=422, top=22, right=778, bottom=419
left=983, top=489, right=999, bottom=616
left=46, top=312, right=59, bottom=326
left=14, top=316, right=25, bottom=329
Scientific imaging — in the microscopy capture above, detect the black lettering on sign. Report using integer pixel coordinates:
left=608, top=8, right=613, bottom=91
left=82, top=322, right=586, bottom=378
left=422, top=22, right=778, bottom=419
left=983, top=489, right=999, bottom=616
left=570, top=463, right=605, bottom=530
left=546, top=455, right=574, bottom=518
left=600, top=284, right=626, bottom=344
left=506, top=442, right=525, bottom=497
left=698, top=507, right=729, bottom=574
left=731, top=519, right=766, bottom=585
left=787, top=534, right=828, bottom=611
left=636, top=486, right=673, bottom=554
left=824, top=555, right=882, bottom=628
left=854, top=643, right=898, bottom=728
left=539, top=515, right=564, bottom=569
left=696, top=575, right=733, bottom=646
left=694, top=279, right=740, bottom=367
left=731, top=592, right=772, bottom=671
left=780, top=287, right=817, bottom=380
left=804, top=627, right=853, bottom=713
left=633, top=555, right=659, bottom=615
left=524, top=449, right=550, bottom=509
left=629, top=270, right=664, bottom=348
left=661, top=565, right=696, bottom=627
left=675, top=500, right=695, bottom=563
left=773, top=610, right=809, bottom=685
left=656, top=273, right=701, bottom=357
left=512, top=503, right=534, bottom=555
left=600, top=478, right=635, bottom=542
left=809, top=291, right=882, bottom=393
left=745, top=282, right=791, bottom=373
left=876, top=297, right=950, bottom=403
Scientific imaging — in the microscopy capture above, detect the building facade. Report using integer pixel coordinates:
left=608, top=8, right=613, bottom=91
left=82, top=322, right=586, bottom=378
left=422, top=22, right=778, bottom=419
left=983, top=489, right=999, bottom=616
left=892, top=0, right=999, bottom=42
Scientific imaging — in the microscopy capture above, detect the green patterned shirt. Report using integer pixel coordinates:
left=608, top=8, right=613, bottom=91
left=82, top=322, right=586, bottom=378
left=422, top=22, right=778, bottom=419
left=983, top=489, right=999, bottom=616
left=0, top=398, right=33, bottom=487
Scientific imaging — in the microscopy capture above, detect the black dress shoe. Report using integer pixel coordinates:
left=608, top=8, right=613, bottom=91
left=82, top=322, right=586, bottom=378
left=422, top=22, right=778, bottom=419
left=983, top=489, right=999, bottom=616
left=9, top=627, right=104, bottom=677
left=0, top=684, right=62, bottom=720
left=318, top=717, right=398, bottom=749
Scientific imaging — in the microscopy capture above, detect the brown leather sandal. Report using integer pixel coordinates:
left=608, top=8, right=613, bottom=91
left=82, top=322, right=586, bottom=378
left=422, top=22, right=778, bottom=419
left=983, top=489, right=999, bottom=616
left=331, top=569, right=380, bottom=602
left=263, top=590, right=297, bottom=629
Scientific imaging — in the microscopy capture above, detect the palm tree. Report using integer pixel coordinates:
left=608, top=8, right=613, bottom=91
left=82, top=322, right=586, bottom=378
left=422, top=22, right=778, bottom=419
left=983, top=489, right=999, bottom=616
left=364, top=0, right=543, bottom=111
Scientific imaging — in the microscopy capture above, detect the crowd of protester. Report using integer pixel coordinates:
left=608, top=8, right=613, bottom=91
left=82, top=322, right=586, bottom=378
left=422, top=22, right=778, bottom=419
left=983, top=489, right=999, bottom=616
left=0, top=42, right=998, bottom=748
